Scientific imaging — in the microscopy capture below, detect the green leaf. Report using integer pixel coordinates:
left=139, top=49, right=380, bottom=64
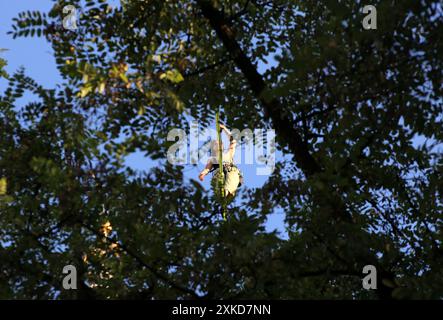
left=0, top=177, right=7, bottom=195
left=78, top=84, right=93, bottom=98
left=160, top=69, right=184, bottom=84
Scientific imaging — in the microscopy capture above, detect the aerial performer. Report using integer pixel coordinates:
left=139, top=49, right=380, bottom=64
left=198, top=120, right=243, bottom=218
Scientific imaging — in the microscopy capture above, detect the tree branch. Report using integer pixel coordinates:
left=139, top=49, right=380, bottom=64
left=184, top=57, right=231, bottom=78
left=80, top=222, right=202, bottom=299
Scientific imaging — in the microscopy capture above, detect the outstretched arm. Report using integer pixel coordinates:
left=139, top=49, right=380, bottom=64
left=199, top=159, right=213, bottom=181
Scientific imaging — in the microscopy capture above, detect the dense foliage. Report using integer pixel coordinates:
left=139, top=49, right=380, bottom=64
left=0, top=0, right=442, bottom=299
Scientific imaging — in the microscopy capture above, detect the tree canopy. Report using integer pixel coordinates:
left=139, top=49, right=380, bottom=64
left=0, top=0, right=442, bottom=299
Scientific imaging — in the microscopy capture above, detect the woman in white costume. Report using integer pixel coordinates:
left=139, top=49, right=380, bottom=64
left=198, top=124, right=243, bottom=201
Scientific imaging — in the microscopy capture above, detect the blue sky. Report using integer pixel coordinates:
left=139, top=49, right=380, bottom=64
left=0, top=0, right=287, bottom=237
